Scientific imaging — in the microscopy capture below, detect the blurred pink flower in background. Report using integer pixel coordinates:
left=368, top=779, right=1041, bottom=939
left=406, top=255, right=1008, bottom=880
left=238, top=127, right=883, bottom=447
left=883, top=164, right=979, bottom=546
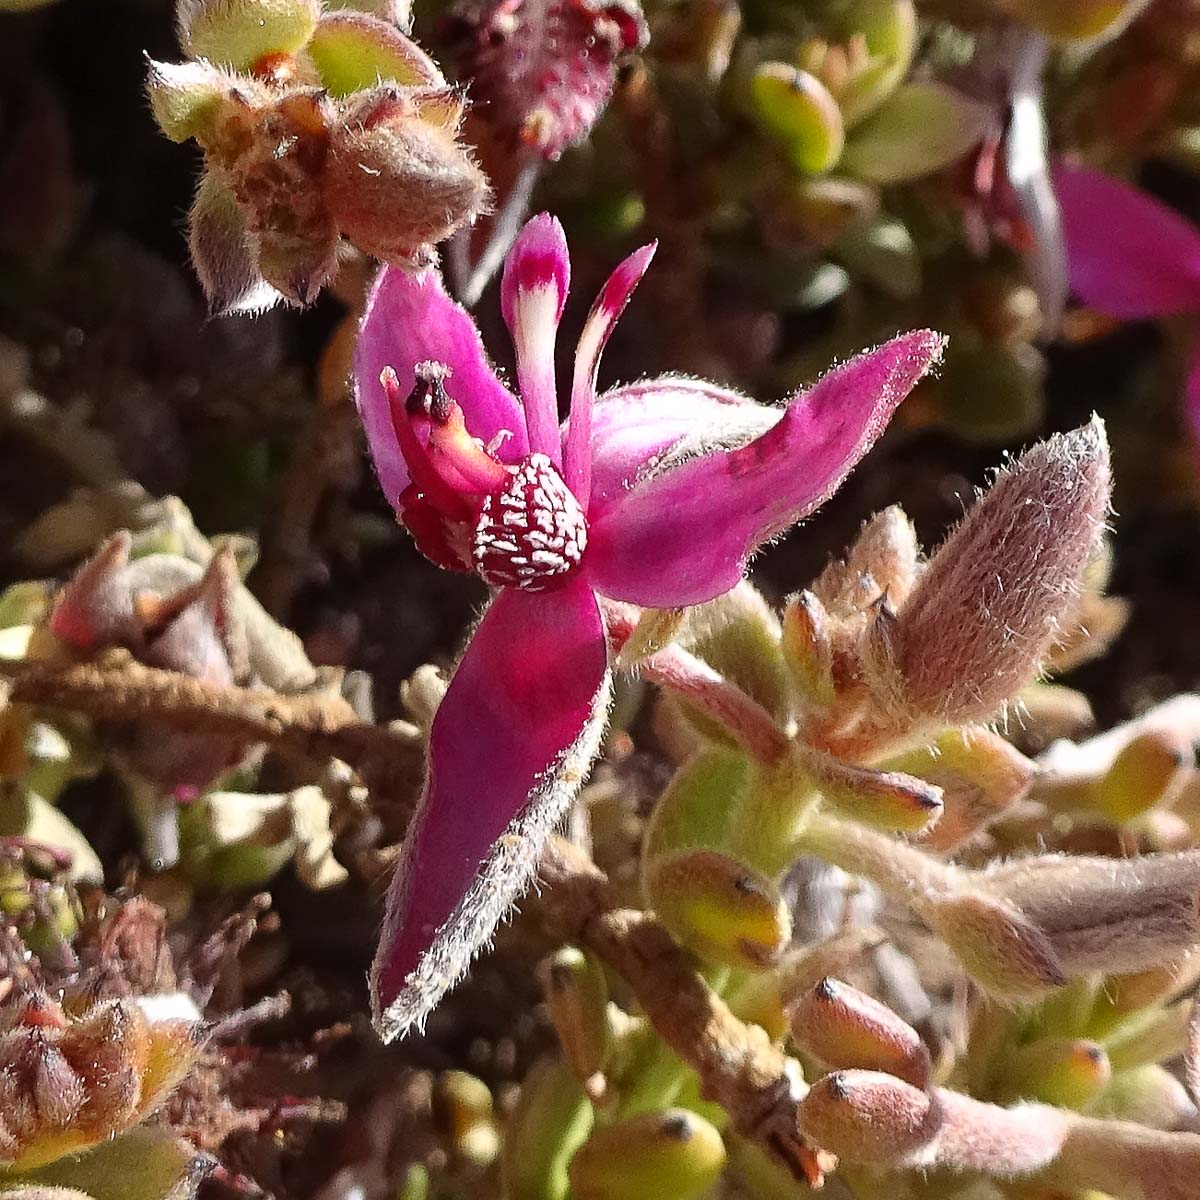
left=1055, top=160, right=1200, bottom=432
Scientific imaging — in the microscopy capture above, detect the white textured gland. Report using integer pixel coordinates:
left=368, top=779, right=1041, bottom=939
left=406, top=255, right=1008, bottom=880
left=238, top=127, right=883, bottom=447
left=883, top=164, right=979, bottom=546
left=473, top=454, right=588, bottom=590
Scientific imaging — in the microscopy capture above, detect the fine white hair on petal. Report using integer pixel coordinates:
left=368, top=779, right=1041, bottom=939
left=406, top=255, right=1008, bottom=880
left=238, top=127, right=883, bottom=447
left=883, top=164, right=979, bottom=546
left=372, top=670, right=612, bottom=1042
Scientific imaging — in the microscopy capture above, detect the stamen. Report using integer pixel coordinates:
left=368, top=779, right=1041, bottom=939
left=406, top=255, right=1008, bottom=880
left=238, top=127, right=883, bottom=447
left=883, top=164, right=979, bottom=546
left=381, top=368, right=469, bottom=518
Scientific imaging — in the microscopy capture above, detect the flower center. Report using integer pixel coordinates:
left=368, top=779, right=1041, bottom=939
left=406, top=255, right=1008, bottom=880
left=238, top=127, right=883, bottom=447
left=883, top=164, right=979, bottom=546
left=385, top=364, right=588, bottom=592
left=473, top=454, right=588, bottom=591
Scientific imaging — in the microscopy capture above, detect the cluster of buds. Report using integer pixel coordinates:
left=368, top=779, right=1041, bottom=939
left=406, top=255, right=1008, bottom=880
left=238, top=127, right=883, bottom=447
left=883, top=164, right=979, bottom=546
left=787, top=973, right=1200, bottom=1200
left=809, top=417, right=1111, bottom=750
left=614, top=423, right=1190, bottom=1019
left=147, top=0, right=488, bottom=312
left=0, top=991, right=198, bottom=1173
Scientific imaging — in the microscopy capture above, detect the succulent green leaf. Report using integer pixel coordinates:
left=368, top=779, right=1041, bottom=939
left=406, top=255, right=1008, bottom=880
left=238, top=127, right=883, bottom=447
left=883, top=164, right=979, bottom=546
left=2, top=1129, right=211, bottom=1200
left=568, top=1109, right=726, bottom=1200
left=308, top=12, right=442, bottom=96
left=936, top=341, right=1045, bottom=445
left=179, top=0, right=321, bottom=71
left=645, top=848, right=791, bottom=970
left=834, top=214, right=920, bottom=299
left=751, top=64, right=845, bottom=176
left=642, top=746, right=751, bottom=867
left=501, top=1058, right=594, bottom=1200
left=841, top=83, right=992, bottom=184
left=836, top=0, right=917, bottom=124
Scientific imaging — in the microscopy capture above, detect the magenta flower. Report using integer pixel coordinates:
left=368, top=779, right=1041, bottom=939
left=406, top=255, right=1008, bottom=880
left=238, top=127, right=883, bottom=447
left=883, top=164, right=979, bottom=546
left=353, top=212, right=945, bottom=1039
left=1055, top=160, right=1200, bottom=432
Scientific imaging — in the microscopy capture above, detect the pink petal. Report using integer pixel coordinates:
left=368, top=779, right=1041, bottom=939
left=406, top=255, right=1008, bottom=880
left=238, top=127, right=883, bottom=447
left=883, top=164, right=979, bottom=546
left=371, top=577, right=610, bottom=1040
left=583, top=331, right=946, bottom=607
left=354, top=265, right=527, bottom=509
left=585, top=376, right=774, bottom=516
left=1054, top=161, right=1200, bottom=319
left=563, top=241, right=656, bottom=498
left=501, top=213, right=571, bottom=462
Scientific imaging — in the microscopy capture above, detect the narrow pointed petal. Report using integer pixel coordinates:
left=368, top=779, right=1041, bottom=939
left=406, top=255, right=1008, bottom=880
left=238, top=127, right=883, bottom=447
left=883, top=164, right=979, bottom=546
left=1055, top=161, right=1200, bottom=318
left=354, top=265, right=527, bottom=509
left=584, top=331, right=945, bottom=607
left=501, top=213, right=571, bottom=461
left=371, top=578, right=610, bottom=1041
left=563, top=241, right=656, bottom=498
left=586, top=377, right=773, bottom=514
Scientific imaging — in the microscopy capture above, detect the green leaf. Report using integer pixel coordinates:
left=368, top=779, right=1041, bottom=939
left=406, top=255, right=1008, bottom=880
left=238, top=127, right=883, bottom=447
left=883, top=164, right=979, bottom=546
left=836, top=0, right=917, bottom=124
left=834, top=214, right=921, bottom=299
left=4, top=1129, right=211, bottom=1200
left=568, top=1110, right=726, bottom=1200
left=936, top=340, right=1045, bottom=445
left=181, top=0, right=320, bottom=72
left=683, top=582, right=789, bottom=721
left=642, top=746, right=751, bottom=866
left=308, top=12, right=442, bottom=96
left=751, top=64, right=845, bottom=175
left=501, top=1058, right=594, bottom=1200
left=841, top=83, right=992, bottom=184
left=645, top=848, right=791, bottom=970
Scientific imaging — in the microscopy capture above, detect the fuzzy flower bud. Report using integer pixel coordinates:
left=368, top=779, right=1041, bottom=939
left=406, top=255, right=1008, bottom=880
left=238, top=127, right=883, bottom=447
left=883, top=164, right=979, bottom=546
left=780, top=590, right=835, bottom=713
left=790, top=977, right=931, bottom=1089
left=798, top=1070, right=938, bottom=1164
left=983, top=851, right=1200, bottom=978
left=323, top=85, right=488, bottom=266
left=443, top=0, right=647, bottom=160
left=0, top=994, right=198, bottom=1172
left=149, top=0, right=485, bottom=312
left=868, top=418, right=1111, bottom=728
left=888, top=728, right=1036, bottom=852
left=799, top=748, right=943, bottom=834
left=800, top=1072, right=1074, bottom=1174
left=926, top=891, right=1067, bottom=1003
